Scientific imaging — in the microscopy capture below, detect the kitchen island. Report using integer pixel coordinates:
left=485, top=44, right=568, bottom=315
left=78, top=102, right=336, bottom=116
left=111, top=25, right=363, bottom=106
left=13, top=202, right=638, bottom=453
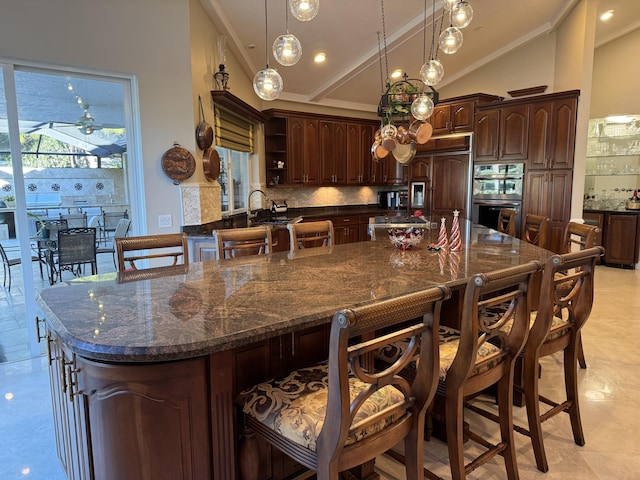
left=36, top=221, right=553, bottom=480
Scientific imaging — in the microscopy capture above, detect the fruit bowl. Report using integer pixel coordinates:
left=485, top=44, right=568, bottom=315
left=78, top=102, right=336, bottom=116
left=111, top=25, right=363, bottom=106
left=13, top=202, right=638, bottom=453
left=387, top=227, right=426, bottom=250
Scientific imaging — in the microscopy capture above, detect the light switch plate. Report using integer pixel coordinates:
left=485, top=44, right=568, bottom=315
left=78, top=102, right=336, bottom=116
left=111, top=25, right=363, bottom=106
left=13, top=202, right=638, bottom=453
left=158, top=214, right=172, bottom=228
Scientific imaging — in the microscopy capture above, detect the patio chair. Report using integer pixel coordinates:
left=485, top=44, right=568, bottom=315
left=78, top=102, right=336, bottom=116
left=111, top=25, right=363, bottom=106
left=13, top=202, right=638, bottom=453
left=1, top=243, right=38, bottom=292
left=53, top=227, right=98, bottom=282
left=96, top=218, right=131, bottom=268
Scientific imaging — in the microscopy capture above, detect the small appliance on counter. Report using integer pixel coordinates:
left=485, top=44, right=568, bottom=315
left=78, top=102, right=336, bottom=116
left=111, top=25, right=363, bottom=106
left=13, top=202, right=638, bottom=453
left=378, top=190, right=409, bottom=210
left=270, top=199, right=288, bottom=215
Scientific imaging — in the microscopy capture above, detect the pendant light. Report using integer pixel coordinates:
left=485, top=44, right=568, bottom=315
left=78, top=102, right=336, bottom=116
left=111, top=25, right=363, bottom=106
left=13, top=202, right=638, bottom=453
left=289, top=0, right=319, bottom=22
left=439, top=25, right=463, bottom=54
left=442, top=0, right=458, bottom=12
left=419, top=0, right=444, bottom=86
left=254, top=0, right=284, bottom=101
left=273, top=0, right=302, bottom=66
left=452, top=0, right=473, bottom=29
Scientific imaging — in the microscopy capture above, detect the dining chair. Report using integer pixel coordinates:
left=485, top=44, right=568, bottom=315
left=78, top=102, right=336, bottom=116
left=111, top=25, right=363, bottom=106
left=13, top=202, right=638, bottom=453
left=522, top=213, right=549, bottom=248
left=53, top=227, right=98, bottom=282
left=497, top=208, right=517, bottom=236
left=467, top=247, right=603, bottom=473
left=287, top=220, right=334, bottom=251
left=431, top=261, right=540, bottom=480
left=213, top=225, right=272, bottom=260
left=237, top=285, right=450, bottom=480
left=96, top=218, right=131, bottom=268
left=115, top=232, right=188, bottom=271
left=561, top=221, right=598, bottom=369
left=1, top=243, right=38, bottom=291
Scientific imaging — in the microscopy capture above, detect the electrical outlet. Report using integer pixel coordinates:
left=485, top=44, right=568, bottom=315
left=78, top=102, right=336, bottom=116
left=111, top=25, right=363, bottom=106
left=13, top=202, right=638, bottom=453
left=158, top=214, right=172, bottom=228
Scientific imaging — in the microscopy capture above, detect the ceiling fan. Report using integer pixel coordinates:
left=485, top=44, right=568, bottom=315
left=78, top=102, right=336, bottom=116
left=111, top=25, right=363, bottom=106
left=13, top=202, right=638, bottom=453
left=75, top=104, right=103, bottom=135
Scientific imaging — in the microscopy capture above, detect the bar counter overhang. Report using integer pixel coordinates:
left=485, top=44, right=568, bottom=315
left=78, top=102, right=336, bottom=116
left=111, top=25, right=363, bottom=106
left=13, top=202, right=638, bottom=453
left=36, top=220, right=553, bottom=480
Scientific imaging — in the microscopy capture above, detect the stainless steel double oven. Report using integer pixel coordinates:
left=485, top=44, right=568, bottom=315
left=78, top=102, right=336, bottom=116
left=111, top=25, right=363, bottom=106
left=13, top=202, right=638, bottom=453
left=471, top=162, right=524, bottom=234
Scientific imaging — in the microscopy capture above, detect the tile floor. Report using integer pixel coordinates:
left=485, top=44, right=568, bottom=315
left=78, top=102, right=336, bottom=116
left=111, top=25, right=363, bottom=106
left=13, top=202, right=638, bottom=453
left=0, top=264, right=639, bottom=479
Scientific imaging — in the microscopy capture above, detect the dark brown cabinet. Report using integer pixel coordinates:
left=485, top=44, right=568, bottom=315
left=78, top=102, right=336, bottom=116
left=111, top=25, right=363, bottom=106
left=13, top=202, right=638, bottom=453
left=346, top=122, right=375, bottom=185
left=432, top=154, right=470, bottom=220
left=332, top=215, right=359, bottom=244
left=288, top=117, right=320, bottom=185
left=603, top=213, right=640, bottom=266
left=264, top=110, right=379, bottom=187
left=528, top=95, right=577, bottom=170
left=524, top=169, right=572, bottom=252
left=427, top=94, right=500, bottom=136
left=429, top=100, right=475, bottom=135
left=320, top=120, right=347, bottom=184
left=474, top=104, right=529, bottom=162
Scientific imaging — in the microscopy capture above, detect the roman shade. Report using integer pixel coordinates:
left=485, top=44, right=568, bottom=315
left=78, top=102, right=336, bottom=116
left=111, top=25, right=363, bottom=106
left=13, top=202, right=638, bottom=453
left=214, top=106, right=254, bottom=153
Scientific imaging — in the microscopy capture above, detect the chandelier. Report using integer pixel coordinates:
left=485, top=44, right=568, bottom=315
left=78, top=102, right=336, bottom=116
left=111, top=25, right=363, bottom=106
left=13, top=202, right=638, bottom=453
left=372, top=0, right=473, bottom=163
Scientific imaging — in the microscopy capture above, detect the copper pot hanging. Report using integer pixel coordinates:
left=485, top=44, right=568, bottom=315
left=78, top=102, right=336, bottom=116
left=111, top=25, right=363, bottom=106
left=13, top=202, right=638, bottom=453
left=195, top=95, right=214, bottom=150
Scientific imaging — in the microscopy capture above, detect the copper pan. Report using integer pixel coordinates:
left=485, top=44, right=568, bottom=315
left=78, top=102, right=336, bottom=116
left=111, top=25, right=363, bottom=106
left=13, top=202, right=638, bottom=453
left=408, top=121, right=433, bottom=145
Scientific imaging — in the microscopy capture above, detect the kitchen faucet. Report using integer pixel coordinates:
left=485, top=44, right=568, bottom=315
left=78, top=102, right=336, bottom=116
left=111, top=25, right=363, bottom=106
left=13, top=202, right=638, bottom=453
left=246, top=188, right=270, bottom=226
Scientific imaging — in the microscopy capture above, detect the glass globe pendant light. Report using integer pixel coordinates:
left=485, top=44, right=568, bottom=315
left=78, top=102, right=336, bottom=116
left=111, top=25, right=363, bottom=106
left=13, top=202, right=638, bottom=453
left=411, top=94, right=434, bottom=121
left=452, top=1, right=473, bottom=29
left=420, top=59, right=444, bottom=86
left=289, top=0, right=319, bottom=22
left=273, top=1, right=302, bottom=66
left=439, top=25, right=463, bottom=54
left=442, top=0, right=459, bottom=12
left=254, top=0, right=284, bottom=100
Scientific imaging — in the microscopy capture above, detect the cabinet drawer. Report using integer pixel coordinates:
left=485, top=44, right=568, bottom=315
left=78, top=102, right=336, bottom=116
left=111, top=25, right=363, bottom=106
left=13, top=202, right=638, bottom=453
left=331, top=215, right=358, bottom=226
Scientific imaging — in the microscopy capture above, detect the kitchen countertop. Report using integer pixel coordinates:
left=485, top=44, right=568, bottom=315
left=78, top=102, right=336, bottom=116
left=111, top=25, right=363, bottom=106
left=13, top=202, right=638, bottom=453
left=583, top=208, right=640, bottom=214
left=37, top=221, right=552, bottom=363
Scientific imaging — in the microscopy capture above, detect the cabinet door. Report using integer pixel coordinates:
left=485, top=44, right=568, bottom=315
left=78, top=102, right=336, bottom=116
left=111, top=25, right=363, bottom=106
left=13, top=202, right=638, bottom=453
left=528, top=96, right=577, bottom=170
left=410, top=156, right=431, bottom=180
left=347, top=123, right=374, bottom=185
left=604, top=214, right=638, bottom=265
left=500, top=105, right=529, bottom=161
left=474, top=109, right=500, bottom=162
left=287, top=117, right=305, bottom=185
left=383, top=157, right=408, bottom=185
left=332, top=122, right=347, bottom=183
left=528, top=102, right=551, bottom=170
left=548, top=97, right=577, bottom=169
left=430, top=104, right=451, bottom=135
left=320, top=120, right=336, bottom=184
left=523, top=169, right=572, bottom=252
left=78, top=356, right=212, bottom=480
left=432, top=154, right=469, bottom=218
left=450, top=100, right=475, bottom=132
left=304, top=119, right=320, bottom=184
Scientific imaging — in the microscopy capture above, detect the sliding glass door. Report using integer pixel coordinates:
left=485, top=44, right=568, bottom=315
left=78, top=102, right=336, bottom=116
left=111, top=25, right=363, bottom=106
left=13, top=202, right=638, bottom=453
left=0, top=62, right=139, bottom=363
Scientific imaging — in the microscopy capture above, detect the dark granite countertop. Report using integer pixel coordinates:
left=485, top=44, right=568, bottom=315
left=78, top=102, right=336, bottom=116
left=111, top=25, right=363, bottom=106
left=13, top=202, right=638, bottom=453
left=583, top=208, right=640, bottom=214
left=37, top=221, right=552, bottom=363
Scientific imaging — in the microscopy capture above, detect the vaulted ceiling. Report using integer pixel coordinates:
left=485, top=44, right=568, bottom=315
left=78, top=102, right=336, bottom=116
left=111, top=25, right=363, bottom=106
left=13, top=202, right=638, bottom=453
left=202, top=0, right=640, bottom=112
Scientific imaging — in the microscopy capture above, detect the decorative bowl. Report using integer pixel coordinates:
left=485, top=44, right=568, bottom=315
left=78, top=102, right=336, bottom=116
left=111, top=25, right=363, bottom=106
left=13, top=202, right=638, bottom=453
left=387, top=227, right=425, bottom=250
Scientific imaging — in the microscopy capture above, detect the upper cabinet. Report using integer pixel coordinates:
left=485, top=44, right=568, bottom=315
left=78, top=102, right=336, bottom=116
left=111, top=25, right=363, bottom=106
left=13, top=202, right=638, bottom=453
left=264, top=110, right=380, bottom=187
left=475, top=104, right=529, bottom=162
left=475, top=91, right=578, bottom=167
left=528, top=94, right=578, bottom=170
left=427, top=94, right=500, bottom=136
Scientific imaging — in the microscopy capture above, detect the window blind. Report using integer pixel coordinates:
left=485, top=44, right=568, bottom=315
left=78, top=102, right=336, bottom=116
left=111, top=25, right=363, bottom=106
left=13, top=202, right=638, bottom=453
left=214, top=106, right=254, bottom=153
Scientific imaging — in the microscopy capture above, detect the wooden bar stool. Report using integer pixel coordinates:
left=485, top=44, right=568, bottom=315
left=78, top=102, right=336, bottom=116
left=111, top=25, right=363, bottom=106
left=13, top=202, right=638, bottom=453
left=115, top=233, right=188, bottom=271
left=213, top=226, right=272, bottom=260
left=288, top=220, right=334, bottom=251
left=497, top=208, right=517, bottom=236
left=237, top=285, right=450, bottom=480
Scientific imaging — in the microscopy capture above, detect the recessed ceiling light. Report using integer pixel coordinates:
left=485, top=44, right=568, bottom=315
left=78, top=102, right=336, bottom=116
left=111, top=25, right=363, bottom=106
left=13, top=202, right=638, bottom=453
left=600, top=10, right=614, bottom=21
left=314, top=52, right=326, bottom=63
left=391, top=69, right=403, bottom=79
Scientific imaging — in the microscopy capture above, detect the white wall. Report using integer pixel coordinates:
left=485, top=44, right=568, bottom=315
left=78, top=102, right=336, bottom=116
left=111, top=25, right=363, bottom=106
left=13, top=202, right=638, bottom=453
left=0, top=0, right=194, bottom=235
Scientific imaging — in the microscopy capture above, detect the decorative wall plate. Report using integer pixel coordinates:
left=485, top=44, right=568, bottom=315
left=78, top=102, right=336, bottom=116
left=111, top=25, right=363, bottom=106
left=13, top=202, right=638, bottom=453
left=161, top=144, right=196, bottom=184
